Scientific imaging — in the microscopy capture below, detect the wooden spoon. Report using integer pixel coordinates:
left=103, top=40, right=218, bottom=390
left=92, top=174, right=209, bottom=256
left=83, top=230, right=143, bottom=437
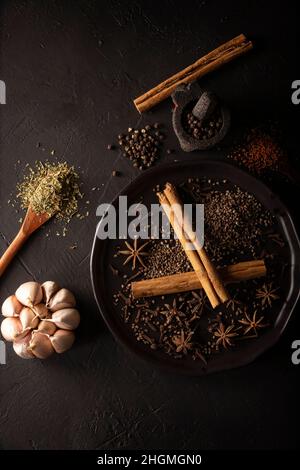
left=0, top=206, right=52, bottom=277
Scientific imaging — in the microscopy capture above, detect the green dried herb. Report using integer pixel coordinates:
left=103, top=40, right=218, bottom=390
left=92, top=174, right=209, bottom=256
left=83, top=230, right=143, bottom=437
left=17, top=161, right=82, bottom=221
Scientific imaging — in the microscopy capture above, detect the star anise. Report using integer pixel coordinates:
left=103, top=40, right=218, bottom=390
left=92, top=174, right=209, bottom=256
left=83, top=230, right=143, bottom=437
left=162, top=298, right=184, bottom=325
left=226, top=295, right=243, bottom=312
left=256, top=283, right=279, bottom=307
left=172, top=330, right=193, bottom=354
left=214, top=323, right=238, bottom=349
left=188, top=291, right=206, bottom=321
left=238, top=310, right=268, bottom=336
left=118, top=239, right=149, bottom=270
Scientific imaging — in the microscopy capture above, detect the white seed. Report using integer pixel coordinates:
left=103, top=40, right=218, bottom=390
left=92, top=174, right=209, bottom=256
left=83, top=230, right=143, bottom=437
left=50, top=308, right=80, bottom=330
left=1, top=317, right=23, bottom=342
left=13, top=333, right=35, bottom=359
left=28, top=332, right=54, bottom=359
left=1, top=295, right=23, bottom=317
left=48, top=288, right=76, bottom=312
left=41, top=281, right=60, bottom=306
left=32, top=303, right=50, bottom=319
left=15, top=282, right=43, bottom=307
left=37, top=320, right=56, bottom=336
left=50, top=329, right=75, bottom=353
left=19, top=307, right=39, bottom=330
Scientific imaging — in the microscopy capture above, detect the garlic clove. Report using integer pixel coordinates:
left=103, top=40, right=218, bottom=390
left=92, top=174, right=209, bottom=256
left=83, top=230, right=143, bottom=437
left=14, top=328, right=33, bottom=343
left=48, top=288, right=76, bottom=312
left=15, top=281, right=43, bottom=307
left=13, top=332, right=35, bottom=359
left=1, top=295, right=23, bottom=317
left=32, top=303, right=50, bottom=319
left=50, top=308, right=80, bottom=330
left=1, top=317, right=23, bottom=342
left=41, top=281, right=60, bottom=306
left=50, top=329, right=75, bottom=353
left=19, top=307, right=39, bottom=330
left=28, top=332, right=54, bottom=359
left=37, top=320, right=57, bottom=336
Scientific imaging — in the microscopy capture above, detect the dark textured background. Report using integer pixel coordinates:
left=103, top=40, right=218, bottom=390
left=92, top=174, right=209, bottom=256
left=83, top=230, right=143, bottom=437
left=0, top=0, right=299, bottom=450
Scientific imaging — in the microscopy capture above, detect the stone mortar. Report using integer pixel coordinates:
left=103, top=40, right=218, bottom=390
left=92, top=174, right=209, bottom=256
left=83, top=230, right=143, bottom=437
left=172, top=83, right=230, bottom=152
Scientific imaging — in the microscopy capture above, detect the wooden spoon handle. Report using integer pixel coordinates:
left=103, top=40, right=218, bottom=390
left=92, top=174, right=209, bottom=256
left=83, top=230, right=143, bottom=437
left=0, top=230, right=29, bottom=277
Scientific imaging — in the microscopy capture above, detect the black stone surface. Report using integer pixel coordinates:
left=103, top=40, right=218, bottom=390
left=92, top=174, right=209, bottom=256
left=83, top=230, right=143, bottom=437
left=0, top=0, right=299, bottom=450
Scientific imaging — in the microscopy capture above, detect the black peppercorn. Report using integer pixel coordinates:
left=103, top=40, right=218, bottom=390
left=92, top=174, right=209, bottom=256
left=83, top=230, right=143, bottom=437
left=183, top=104, right=223, bottom=141
left=117, top=123, right=164, bottom=170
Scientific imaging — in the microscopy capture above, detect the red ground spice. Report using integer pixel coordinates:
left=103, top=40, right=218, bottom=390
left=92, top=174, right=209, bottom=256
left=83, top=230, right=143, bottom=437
left=228, top=129, right=286, bottom=174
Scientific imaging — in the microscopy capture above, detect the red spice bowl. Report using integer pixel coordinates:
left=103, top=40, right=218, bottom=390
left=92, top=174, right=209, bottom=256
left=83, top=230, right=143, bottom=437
left=90, top=159, right=300, bottom=375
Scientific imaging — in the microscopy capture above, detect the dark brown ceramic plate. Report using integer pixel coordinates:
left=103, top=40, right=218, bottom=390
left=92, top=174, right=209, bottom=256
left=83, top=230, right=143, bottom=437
left=90, top=159, right=300, bottom=375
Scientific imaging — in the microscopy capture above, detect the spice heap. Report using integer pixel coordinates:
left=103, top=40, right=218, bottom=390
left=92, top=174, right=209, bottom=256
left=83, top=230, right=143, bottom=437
left=113, top=178, right=284, bottom=363
left=1, top=281, right=80, bottom=360
left=17, top=161, right=82, bottom=220
left=203, top=186, right=274, bottom=261
left=143, top=240, right=191, bottom=279
left=227, top=128, right=287, bottom=174
left=118, top=124, right=165, bottom=170
left=114, top=283, right=207, bottom=362
left=183, top=106, right=223, bottom=141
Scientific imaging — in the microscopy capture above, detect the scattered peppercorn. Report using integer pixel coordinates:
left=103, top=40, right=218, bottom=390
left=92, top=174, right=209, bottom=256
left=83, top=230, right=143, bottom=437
left=118, top=125, right=165, bottom=170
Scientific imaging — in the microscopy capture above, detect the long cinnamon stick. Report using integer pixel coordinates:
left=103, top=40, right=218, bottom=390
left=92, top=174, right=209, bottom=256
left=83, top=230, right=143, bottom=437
left=134, top=34, right=253, bottom=113
left=164, top=182, right=229, bottom=304
left=157, top=193, right=220, bottom=308
left=132, top=260, right=266, bottom=298
left=157, top=191, right=220, bottom=308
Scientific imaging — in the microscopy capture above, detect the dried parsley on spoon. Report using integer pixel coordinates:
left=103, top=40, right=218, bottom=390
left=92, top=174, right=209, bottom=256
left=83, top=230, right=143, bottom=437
left=16, top=161, right=83, bottom=221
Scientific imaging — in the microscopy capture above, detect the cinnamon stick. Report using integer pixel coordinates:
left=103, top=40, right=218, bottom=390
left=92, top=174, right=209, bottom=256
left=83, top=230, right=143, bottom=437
left=132, top=260, right=266, bottom=298
left=134, top=34, right=253, bottom=113
left=157, top=190, right=220, bottom=308
left=164, top=182, right=229, bottom=304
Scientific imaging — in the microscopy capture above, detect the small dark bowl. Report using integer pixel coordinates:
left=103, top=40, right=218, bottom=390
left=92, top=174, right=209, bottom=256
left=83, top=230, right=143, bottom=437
left=90, top=159, right=300, bottom=376
left=172, top=84, right=231, bottom=152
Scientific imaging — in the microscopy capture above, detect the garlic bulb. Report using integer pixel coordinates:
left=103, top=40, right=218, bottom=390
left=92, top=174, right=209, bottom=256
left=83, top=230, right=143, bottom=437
left=1, top=317, right=23, bottom=342
left=42, top=281, right=60, bottom=306
left=48, top=288, right=76, bottom=312
left=1, top=295, right=23, bottom=317
left=50, top=329, right=75, bottom=353
left=28, top=332, right=54, bottom=359
left=50, top=308, right=80, bottom=330
left=13, top=333, right=35, bottom=359
left=19, top=307, right=39, bottom=330
left=15, top=282, right=43, bottom=307
left=37, top=320, right=57, bottom=336
left=32, top=303, right=50, bottom=319
left=1, top=280, right=79, bottom=360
